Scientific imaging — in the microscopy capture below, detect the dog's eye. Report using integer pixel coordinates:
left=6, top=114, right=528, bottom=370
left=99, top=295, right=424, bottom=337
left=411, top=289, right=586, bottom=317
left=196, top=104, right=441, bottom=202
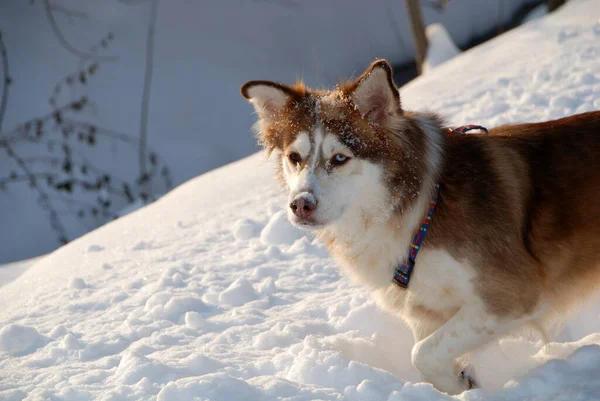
left=288, top=152, right=302, bottom=165
left=331, top=154, right=350, bottom=166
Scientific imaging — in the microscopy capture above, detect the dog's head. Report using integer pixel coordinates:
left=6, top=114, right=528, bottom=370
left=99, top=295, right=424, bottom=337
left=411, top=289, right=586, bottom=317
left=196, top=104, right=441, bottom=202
left=241, top=60, right=441, bottom=231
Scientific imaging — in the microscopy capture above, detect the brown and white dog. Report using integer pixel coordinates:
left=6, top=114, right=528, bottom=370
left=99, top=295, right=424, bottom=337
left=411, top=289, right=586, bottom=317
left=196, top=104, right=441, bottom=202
left=240, top=59, right=600, bottom=394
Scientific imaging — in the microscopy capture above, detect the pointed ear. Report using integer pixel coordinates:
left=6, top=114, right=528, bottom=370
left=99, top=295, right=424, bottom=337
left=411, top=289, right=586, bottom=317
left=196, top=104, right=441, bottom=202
left=240, top=81, right=293, bottom=120
left=348, top=59, right=402, bottom=122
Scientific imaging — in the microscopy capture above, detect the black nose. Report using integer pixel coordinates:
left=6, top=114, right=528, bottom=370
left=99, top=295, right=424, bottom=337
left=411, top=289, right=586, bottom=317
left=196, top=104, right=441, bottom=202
left=290, top=196, right=317, bottom=219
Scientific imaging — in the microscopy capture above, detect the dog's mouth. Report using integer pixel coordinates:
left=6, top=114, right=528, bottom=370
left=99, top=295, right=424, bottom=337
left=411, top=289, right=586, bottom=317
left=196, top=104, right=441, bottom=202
left=288, top=215, right=324, bottom=230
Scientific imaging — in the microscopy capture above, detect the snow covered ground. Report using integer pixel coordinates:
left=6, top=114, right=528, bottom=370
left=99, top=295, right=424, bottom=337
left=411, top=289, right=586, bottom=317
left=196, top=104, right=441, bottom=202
left=1, top=0, right=600, bottom=400
left=0, top=256, right=45, bottom=289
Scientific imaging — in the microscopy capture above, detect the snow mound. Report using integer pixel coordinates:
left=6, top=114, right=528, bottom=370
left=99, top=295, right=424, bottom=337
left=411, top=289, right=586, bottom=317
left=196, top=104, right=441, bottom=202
left=184, top=311, right=205, bottom=330
left=497, top=337, right=600, bottom=400
left=423, top=23, right=461, bottom=73
left=68, top=277, right=88, bottom=290
left=233, top=218, right=260, bottom=241
left=87, top=244, right=105, bottom=252
left=260, top=210, right=305, bottom=245
left=144, top=293, right=208, bottom=323
left=0, top=325, right=47, bottom=356
left=523, top=3, right=549, bottom=23
left=218, top=277, right=258, bottom=306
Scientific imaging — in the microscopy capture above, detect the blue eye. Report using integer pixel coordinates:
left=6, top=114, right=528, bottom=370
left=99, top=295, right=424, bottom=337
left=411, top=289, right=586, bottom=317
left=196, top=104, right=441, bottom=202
left=331, top=154, right=349, bottom=166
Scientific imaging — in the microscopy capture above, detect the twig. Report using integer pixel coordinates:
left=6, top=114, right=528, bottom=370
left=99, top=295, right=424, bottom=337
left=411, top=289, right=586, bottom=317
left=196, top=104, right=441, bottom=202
left=43, top=0, right=118, bottom=62
left=21, top=155, right=129, bottom=186
left=1, top=101, right=83, bottom=142
left=138, top=0, right=158, bottom=178
left=5, top=144, right=69, bottom=243
left=0, top=173, right=53, bottom=185
left=62, top=118, right=139, bottom=145
left=0, top=31, right=9, bottom=133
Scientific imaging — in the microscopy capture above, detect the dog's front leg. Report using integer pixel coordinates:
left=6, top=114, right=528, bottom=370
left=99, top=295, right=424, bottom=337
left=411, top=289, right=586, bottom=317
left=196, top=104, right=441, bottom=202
left=410, top=302, right=525, bottom=394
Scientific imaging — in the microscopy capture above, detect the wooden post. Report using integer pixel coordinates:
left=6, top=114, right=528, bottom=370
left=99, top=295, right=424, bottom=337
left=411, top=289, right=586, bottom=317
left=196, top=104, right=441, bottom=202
left=405, top=0, right=428, bottom=74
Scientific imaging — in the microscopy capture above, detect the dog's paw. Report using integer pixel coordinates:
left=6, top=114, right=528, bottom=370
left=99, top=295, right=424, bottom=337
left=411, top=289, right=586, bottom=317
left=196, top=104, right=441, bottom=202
left=459, top=368, right=479, bottom=390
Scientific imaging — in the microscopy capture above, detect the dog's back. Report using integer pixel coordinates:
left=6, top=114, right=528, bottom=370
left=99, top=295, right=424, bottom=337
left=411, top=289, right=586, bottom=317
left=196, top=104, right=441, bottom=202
left=432, top=111, right=600, bottom=317
left=503, top=111, right=600, bottom=309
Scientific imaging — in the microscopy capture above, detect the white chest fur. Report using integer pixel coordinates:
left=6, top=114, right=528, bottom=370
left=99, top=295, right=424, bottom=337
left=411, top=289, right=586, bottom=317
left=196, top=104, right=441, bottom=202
left=329, top=228, right=477, bottom=334
left=320, top=182, right=478, bottom=336
left=374, top=250, right=477, bottom=322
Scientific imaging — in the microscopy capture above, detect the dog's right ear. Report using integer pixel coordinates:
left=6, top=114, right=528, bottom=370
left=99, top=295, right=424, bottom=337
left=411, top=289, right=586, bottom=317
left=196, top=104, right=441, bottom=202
left=345, top=59, right=402, bottom=123
left=241, top=81, right=293, bottom=121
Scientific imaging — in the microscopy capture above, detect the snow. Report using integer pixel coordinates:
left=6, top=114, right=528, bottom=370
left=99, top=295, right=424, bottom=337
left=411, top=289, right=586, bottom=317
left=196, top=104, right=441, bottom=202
left=1, top=1, right=600, bottom=400
left=0, top=256, right=43, bottom=288
left=218, top=278, right=258, bottom=307
left=0, top=325, right=48, bottom=357
left=68, top=277, right=88, bottom=290
left=232, top=218, right=260, bottom=241
left=259, top=211, right=304, bottom=246
left=523, top=3, right=550, bottom=23
left=423, top=23, right=461, bottom=73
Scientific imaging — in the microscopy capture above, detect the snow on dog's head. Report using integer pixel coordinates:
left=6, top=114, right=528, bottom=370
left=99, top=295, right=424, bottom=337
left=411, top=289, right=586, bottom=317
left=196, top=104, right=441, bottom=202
left=241, top=59, right=442, bottom=231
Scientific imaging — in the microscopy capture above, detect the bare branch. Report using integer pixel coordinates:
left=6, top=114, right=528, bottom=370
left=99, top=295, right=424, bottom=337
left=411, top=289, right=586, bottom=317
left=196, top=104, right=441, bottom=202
left=23, top=154, right=130, bottom=186
left=62, top=118, right=139, bottom=145
left=4, top=144, right=69, bottom=243
left=0, top=173, right=53, bottom=186
left=1, top=100, right=84, bottom=142
left=0, top=21, right=172, bottom=247
left=43, top=0, right=118, bottom=62
left=0, top=31, right=9, bottom=133
left=138, top=0, right=157, bottom=177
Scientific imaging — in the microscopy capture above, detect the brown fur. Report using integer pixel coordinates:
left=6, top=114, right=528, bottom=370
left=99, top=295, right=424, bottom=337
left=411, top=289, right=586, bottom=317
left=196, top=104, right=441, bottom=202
left=428, top=112, right=600, bottom=317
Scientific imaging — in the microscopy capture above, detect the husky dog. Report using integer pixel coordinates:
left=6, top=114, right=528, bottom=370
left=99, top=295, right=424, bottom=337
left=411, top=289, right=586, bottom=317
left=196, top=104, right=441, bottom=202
left=240, top=59, right=600, bottom=394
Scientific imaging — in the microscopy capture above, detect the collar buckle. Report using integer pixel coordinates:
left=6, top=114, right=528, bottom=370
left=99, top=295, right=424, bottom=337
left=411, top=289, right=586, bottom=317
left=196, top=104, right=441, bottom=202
left=393, top=259, right=415, bottom=289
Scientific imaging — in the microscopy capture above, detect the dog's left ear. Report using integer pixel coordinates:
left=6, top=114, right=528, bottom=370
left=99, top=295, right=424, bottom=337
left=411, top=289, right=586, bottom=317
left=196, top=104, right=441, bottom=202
left=240, top=81, right=294, bottom=121
left=347, top=59, right=402, bottom=122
